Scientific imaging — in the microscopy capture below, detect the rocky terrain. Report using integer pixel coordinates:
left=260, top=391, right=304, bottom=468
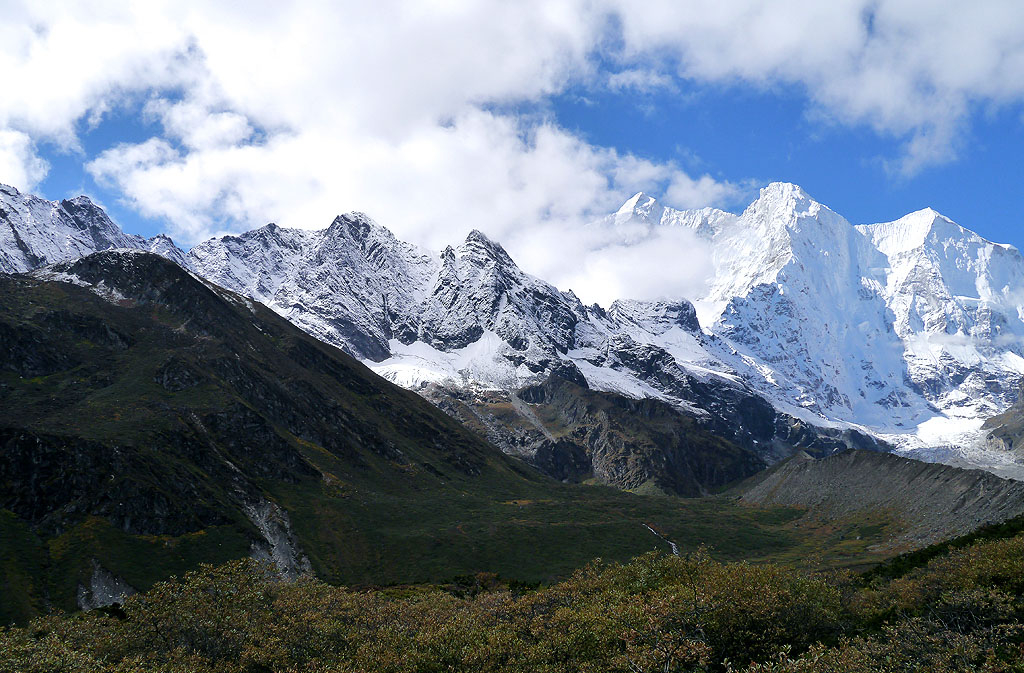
left=4, top=181, right=1024, bottom=483
left=0, top=184, right=190, bottom=273
left=740, top=449, right=1024, bottom=548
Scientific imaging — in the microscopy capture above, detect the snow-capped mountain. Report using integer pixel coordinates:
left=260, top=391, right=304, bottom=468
left=610, top=183, right=1024, bottom=472
left=188, top=201, right=887, bottom=464
left=3, top=180, right=1023, bottom=476
left=190, top=182, right=1024, bottom=472
left=0, top=183, right=190, bottom=273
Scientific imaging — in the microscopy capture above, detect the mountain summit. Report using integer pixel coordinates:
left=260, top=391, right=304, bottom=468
left=0, top=184, right=191, bottom=273
left=2, top=183, right=1023, bottom=476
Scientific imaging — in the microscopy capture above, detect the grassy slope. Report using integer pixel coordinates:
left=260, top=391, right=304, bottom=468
left=0, top=255, right=910, bottom=624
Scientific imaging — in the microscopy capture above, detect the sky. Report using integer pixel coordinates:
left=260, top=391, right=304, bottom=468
left=3, top=1, right=1024, bottom=304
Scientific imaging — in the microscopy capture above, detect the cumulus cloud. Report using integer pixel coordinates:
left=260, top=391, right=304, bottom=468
left=3, top=1, right=1024, bottom=302
left=607, top=0, right=1024, bottom=174
left=516, top=219, right=717, bottom=307
left=0, top=130, right=49, bottom=191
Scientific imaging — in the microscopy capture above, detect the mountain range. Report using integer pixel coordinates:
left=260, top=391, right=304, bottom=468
left=3, top=181, right=1024, bottom=483
left=5, top=179, right=1024, bottom=623
left=3, top=246, right=931, bottom=623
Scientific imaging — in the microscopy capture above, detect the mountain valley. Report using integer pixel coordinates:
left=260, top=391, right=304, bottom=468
left=3, top=181, right=1024, bottom=627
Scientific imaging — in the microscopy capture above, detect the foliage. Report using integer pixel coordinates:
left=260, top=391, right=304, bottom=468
left=4, top=533, right=1024, bottom=673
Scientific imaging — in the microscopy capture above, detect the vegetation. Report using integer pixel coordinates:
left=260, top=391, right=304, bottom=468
left=4, top=530, right=1024, bottom=672
left=0, top=256, right=909, bottom=624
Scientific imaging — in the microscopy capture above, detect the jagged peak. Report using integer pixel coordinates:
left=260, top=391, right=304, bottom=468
left=858, top=207, right=995, bottom=258
left=743, top=182, right=818, bottom=218
left=62, top=194, right=97, bottom=207
left=458, top=229, right=517, bottom=268
left=249, top=221, right=286, bottom=238
left=464, top=229, right=493, bottom=244
left=760, top=181, right=812, bottom=200
left=326, top=211, right=395, bottom=245
left=613, top=191, right=665, bottom=226
left=617, top=191, right=658, bottom=213
left=0, top=183, right=20, bottom=196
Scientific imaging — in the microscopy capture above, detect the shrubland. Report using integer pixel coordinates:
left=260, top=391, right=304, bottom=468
left=3, top=533, right=1024, bottom=673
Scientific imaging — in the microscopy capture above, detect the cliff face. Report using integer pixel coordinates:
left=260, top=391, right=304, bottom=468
left=740, top=450, right=1024, bottom=548
left=429, top=374, right=767, bottom=497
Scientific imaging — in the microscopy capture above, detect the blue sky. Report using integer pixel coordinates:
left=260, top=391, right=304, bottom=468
left=554, top=82, right=1024, bottom=241
left=4, top=1, right=1024, bottom=300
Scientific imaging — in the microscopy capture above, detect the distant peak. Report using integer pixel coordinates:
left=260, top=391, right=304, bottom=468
left=613, top=191, right=665, bottom=226
left=757, top=182, right=813, bottom=203
left=741, top=181, right=827, bottom=225
left=60, top=195, right=100, bottom=211
left=906, top=206, right=947, bottom=222
left=859, top=207, right=991, bottom=257
left=617, top=191, right=658, bottom=212
left=464, top=229, right=493, bottom=244
left=459, top=229, right=516, bottom=267
left=327, top=211, right=389, bottom=244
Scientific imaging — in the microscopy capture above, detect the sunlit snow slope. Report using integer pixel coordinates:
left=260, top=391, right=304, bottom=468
left=4, top=180, right=1023, bottom=475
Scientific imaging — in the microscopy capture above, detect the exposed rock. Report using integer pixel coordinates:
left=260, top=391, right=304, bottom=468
left=244, top=499, right=312, bottom=580
left=77, top=560, right=135, bottom=610
left=740, top=450, right=1024, bottom=548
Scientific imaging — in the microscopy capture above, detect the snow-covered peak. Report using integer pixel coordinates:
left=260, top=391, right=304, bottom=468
left=614, top=191, right=664, bottom=226
left=457, top=229, right=518, bottom=269
left=0, top=187, right=188, bottom=274
left=741, top=182, right=840, bottom=235
left=145, top=233, right=193, bottom=270
left=325, top=211, right=390, bottom=245
left=858, top=207, right=985, bottom=258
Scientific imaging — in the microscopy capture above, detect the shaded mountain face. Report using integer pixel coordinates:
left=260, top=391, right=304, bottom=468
left=0, top=184, right=191, bottom=272
left=5, top=250, right=841, bottom=626
left=0, top=250, right=537, bottom=616
left=427, top=374, right=767, bottom=496
left=738, top=450, right=1024, bottom=549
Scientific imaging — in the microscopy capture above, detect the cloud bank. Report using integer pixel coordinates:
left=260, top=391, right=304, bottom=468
left=2, top=1, right=1024, bottom=303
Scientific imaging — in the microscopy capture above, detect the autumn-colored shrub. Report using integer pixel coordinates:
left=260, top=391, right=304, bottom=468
left=2, top=535, right=1023, bottom=672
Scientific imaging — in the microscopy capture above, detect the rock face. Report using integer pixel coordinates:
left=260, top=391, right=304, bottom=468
left=740, top=450, right=1024, bottom=548
left=0, top=183, right=191, bottom=272
left=430, top=373, right=767, bottom=496
left=5, top=181, right=1024, bottom=477
left=76, top=560, right=136, bottom=610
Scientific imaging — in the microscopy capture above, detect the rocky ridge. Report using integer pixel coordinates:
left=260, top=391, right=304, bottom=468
left=0, top=184, right=190, bottom=273
left=739, top=450, right=1024, bottom=548
left=4, top=181, right=1024, bottom=477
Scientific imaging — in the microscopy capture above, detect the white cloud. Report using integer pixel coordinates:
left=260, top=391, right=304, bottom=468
left=3, top=0, right=1024, bottom=302
left=513, top=217, right=716, bottom=307
left=606, top=0, right=1024, bottom=174
left=607, top=69, right=674, bottom=93
left=0, top=130, right=49, bottom=191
